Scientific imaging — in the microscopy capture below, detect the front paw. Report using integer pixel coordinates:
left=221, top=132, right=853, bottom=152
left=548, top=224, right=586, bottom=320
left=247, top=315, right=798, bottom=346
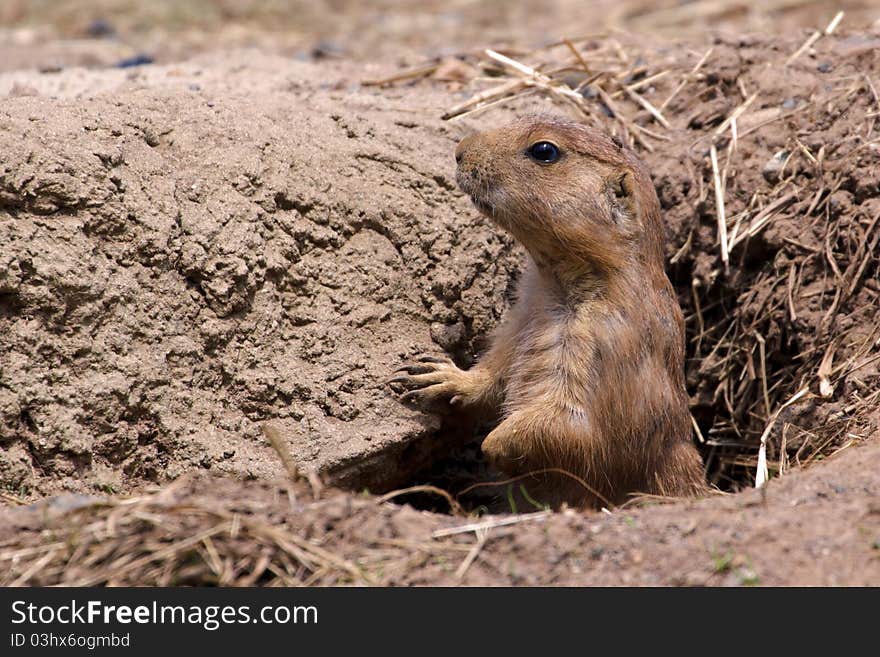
left=388, top=355, right=475, bottom=411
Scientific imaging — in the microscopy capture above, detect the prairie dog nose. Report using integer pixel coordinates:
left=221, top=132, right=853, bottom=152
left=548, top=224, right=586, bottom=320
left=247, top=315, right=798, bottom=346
left=455, top=135, right=477, bottom=164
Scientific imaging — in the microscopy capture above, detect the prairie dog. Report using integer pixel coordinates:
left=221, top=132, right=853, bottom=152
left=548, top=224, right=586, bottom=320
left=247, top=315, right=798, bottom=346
left=392, top=115, right=707, bottom=508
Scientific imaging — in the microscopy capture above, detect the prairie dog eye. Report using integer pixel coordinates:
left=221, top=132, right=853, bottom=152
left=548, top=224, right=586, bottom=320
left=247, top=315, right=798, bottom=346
left=527, top=141, right=560, bottom=164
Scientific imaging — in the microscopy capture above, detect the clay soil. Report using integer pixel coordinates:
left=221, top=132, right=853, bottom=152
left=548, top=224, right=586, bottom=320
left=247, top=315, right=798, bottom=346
left=1, top=1, right=879, bottom=586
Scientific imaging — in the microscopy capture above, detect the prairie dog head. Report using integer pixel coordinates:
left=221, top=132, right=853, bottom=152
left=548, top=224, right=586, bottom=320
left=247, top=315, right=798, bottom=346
left=455, top=115, right=663, bottom=272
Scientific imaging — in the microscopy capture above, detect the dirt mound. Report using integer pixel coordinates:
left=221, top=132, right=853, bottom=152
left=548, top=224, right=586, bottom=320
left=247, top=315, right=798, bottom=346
left=0, top=52, right=524, bottom=498
left=2, top=435, right=878, bottom=586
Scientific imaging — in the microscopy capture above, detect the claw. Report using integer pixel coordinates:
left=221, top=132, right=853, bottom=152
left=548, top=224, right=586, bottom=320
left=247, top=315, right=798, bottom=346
left=388, top=375, right=424, bottom=390
left=388, top=371, right=449, bottom=389
left=417, top=355, right=453, bottom=364
left=399, top=382, right=454, bottom=408
left=394, top=363, right=437, bottom=375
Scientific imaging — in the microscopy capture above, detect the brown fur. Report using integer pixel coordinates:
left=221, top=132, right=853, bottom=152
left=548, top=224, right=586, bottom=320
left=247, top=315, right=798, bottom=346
left=391, top=115, right=707, bottom=508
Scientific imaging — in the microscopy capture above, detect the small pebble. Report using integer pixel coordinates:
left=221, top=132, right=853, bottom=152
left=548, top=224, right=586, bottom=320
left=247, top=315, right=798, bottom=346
left=311, top=40, right=346, bottom=59
left=762, top=150, right=790, bottom=183
left=580, top=86, right=598, bottom=99
left=117, top=54, right=154, bottom=69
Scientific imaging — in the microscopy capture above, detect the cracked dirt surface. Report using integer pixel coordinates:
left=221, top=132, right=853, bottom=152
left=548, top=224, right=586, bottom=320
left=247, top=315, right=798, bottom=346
left=0, top=52, right=526, bottom=497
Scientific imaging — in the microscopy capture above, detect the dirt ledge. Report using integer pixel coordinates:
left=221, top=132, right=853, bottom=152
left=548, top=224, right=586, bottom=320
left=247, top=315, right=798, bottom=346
left=1, top=435, right=878, bottom=586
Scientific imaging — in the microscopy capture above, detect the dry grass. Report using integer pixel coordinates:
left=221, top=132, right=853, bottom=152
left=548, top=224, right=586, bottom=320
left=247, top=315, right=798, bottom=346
left=0, top=477, right=487, bottom=586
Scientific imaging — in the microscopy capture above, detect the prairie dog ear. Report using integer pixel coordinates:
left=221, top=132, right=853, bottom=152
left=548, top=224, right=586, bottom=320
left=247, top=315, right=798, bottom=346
left=608, top=171, right=637, bottom=224
left=610, top=171, right=635, bottom=199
